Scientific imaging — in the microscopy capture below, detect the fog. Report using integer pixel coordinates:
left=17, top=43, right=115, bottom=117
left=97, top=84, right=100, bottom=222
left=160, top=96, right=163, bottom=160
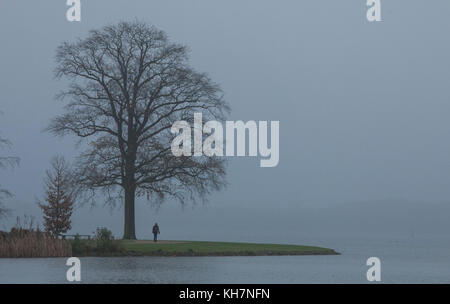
left=1, top=1, right=450, bottom=241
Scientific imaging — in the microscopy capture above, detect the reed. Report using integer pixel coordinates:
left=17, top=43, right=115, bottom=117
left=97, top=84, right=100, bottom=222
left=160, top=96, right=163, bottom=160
left=0, top=221, right=72, bottom=258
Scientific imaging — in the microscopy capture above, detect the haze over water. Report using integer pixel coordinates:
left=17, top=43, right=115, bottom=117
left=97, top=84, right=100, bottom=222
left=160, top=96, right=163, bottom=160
left=1, top=235, right=449, bottom=284
left=1, top=1, right=450, bottom=283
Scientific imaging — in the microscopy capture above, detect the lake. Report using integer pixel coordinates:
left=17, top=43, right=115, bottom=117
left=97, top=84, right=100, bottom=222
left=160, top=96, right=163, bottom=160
left=1, top=236, right=450, bottom=283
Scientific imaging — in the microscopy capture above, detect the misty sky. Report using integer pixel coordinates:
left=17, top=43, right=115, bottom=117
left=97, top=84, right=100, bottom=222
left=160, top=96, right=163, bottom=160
left=1, top=1, right=450, bottom=242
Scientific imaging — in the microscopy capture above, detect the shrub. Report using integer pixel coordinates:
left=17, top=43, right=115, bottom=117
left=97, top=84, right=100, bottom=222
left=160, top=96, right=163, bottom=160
left=69, top=227, right=124, bottom=256
left=94, top=227, right=123, bottom=255
left=70, top=234, right=95, bottom=256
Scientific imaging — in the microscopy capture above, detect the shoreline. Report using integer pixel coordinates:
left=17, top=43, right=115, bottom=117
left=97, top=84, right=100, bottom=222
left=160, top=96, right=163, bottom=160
left=118, top=240, right=340, bottom=257
left=0, top=239, right=340, bottom=258
left=0, top=251, right=340, bottom=258
left=122, top=251, right=340, bottom=257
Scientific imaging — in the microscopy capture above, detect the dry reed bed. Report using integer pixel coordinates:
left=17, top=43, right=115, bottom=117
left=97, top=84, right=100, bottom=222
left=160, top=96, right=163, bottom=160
left=0, top=228, right=71, bottom=258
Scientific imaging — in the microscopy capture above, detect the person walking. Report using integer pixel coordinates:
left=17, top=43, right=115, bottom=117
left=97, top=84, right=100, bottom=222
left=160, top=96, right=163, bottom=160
left=152, top=223, right=160, bottom=242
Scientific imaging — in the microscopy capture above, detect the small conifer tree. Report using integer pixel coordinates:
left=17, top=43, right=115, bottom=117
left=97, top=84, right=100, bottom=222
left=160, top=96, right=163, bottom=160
left=38, top=156, right=74, bottom=237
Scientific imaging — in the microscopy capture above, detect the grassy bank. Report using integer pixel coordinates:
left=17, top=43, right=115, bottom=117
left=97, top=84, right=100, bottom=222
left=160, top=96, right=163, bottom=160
left=1, top=230, right=339, bottom=257
left=122, top=240, right=339, bottom=256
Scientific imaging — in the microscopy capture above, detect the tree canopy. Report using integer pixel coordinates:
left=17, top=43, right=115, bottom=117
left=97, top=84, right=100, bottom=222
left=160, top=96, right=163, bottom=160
left=47, top=21, right=229, bottom=239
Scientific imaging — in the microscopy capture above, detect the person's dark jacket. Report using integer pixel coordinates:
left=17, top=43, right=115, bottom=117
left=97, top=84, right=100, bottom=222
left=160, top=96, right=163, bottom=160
left=152, top=225, right=160, bottom=234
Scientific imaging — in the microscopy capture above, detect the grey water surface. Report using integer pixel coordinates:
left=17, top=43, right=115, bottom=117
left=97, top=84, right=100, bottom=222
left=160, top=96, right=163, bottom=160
left=1, top=236, right=449, bottom=284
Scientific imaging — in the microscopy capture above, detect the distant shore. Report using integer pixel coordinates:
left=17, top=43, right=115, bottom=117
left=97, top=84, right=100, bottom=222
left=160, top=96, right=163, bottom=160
left=120, top=240, right=339, bottom=257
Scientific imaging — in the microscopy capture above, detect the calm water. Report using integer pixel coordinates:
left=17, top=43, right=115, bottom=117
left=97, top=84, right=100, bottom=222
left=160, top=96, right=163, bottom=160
left=1, top=236, right=450, bottom=283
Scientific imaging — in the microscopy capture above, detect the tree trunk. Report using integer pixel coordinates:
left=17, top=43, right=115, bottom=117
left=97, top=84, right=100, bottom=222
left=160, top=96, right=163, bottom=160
left=123, top=136, right=137, bottom=239
left=123, top=184, right=136, bottom=239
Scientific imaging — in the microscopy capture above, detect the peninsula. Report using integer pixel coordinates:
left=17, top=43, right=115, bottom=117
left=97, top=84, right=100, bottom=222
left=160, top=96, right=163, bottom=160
left=121, top=240, right=339, bottom=257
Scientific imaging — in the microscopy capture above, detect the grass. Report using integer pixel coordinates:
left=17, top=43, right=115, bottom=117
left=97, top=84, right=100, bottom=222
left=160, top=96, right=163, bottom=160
left=0, top=234, right=339, bottom=257
left=121, top=240, right=339, bottom=256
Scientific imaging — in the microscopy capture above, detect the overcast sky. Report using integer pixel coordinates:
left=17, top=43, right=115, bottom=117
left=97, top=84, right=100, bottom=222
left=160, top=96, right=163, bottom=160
left=1, top=1, right=450, bottom=242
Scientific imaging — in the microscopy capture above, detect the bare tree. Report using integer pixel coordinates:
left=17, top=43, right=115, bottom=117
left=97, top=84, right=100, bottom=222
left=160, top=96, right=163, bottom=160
left=47, top=21, right=229, bottom=239
left=0, top=118, right=19, bottom=219
left=38, top=156, right=74, bottom=237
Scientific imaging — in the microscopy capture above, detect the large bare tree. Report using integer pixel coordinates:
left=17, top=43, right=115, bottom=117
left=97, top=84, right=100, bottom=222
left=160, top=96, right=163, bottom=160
left=47, top=21, right=229, bottom=239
